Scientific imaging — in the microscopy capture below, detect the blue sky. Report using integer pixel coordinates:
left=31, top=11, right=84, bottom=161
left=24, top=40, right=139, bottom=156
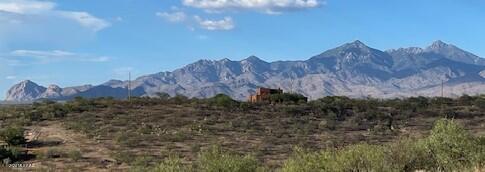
left=1, top=0, right=485, bottom=99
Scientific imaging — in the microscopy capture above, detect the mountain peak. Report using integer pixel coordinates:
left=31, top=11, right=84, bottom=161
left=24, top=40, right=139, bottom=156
left=352, top=40, right=365, bottom=45
left=428, top=40, right=453, bottom=50
left=331, top=40, right=372, bottom=53
left=242, top=56, right=266, bottom=63
left=6, top=80, right=46, bottom=101
left=346, top=40, right=369, bottom=48
left=47, top=84, right=61, bottom=90
left=19, top=80, right=35, bottom=85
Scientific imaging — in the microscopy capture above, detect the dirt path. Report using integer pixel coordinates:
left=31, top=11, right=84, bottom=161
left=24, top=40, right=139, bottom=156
left=23, top=121, right=128, bottom=171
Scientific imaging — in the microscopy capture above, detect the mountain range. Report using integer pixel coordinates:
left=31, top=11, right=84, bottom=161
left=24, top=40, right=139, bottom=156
left=5, top=40, right=485, bottom=102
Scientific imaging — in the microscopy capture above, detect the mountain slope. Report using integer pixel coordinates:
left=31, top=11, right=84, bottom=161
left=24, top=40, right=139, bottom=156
left=5, top=41, right=485, bottom=102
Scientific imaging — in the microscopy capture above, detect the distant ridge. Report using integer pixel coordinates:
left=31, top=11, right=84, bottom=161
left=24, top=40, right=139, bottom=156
left=6, top=40, right=485, bottom=102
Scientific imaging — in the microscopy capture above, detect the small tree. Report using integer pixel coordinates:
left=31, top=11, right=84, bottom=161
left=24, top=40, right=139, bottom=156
left=209, top=94, right=239, bottom=108
left=269, top=93, right=308, bottom=104
left=473, top=97, right=485, bottom=110
left=0, top=126, right=26, bottom=146
left=424, top=119, right=478, bottom=171
left=156, top=92, right=171, bottom=100
left=197, top=146, right=260, bottom=172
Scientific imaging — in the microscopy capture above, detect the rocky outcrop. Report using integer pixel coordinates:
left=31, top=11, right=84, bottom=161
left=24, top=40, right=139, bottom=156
left=5, top=80, right=46, bottom=101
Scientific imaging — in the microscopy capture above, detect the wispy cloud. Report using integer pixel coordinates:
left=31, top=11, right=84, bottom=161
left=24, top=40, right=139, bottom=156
left=0, top=0, right=54, bottom=14
left=156, top=7, right=235, bottom=31
left=182, top=0, right=321, bottom=14
left=194, top=16, right=234, bottom=30
left=4, top=50, right=110, bottom=65
left=5, top=76, right=16, bottom=80
left=0, top=0, right=110, bottom=32
left=0, top=0, right=110, bottom=47
left=156, top=11, right=187, bottom=22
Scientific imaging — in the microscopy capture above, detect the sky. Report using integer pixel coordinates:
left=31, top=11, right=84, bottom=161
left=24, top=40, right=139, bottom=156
left=0, top=0, right=485, bottom=99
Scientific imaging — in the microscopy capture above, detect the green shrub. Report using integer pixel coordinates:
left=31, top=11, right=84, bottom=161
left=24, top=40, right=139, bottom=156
left=387, top=139, right=431, bottom=171
left=281, top=147, right=335, bottom=172
left=111, top=150, right=135, bottom=164
left=423, top=119, right=479, bottom=171
left=476, top=136, right=485, bottom=168
left=281, top=119, right=483, bottom=172
left=474, top=97, right=485, bottom=110
left=208, top=94, right=239, bottom=109
left=152, top=155, right=192, bottom=172
left=0, top=146, right=23, bottom=162
left=0, top=126, right=26, bottom=146
left=45, top=148, right=65, bottom=159
left=131, top=155, right=156, bottom=171
left=196, top=146, right=260, bottom=172
left=334, top=144, right=389, bottom=172
left=269, top=93, right=308, bottom=104
left=156, top=92, right=171, bottom=100
left=170, top=95, right=190, bottom=104
left=67, top=149, right=82, bottom=162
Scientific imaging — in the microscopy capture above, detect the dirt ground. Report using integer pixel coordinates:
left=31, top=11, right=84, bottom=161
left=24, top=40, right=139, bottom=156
left=18, top=121, right=128, bottom=171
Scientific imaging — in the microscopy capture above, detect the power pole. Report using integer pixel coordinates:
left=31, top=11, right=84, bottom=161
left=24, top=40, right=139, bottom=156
left=441, top=80, right=444, bottom=97
left=128, top=72, right=131, bottom=102
left=440, top=80, right=444, bottom=116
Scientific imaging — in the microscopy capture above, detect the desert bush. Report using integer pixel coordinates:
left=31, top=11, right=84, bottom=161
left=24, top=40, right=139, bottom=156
left=269, top=93, right=308, bottom=104
left=152, top=155, right=192, bottom=172
left=333, top=144, right=389, bottom=172
left=0, top=146, right=22, bottom=162
left=208, top=94, right=239, bottom=109
left=477, top=136, right=485, bottom=167
left=474, top=97, right=485, bottom=110
left=196, top=146, right=260, bottom=172
left=36, top=148, right=65, bottom=159
left=131, top=155, right=156, bottom=171
left=111, top=150, right=135, bottom=164
left=67, top=149, right=82, bottom=162
left=156, top=92, right=171, bottom=100
left=281, top=147, right=335, bottom=172
left=386, top=139, right=430, bottom=171
left=0, top=126, right=26, bottom=146
left=169, top=95, right=190, bottom=104
left=281, top=119, right=483, bottom=172
left=423, top=119, right=479, bottom=171
left=115, top=132, right=140, bottom=147
left=281, top=144, right=390, bottom=172
left=457, top=94, right=474, bottom=106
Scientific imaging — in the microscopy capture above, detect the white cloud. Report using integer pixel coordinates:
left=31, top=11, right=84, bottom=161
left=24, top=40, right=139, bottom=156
left=0, top=0, right=109, bottom=32
left=11, top=50, right=75, bottom=59
left=156, top=11, right=187, bottom=22
left=182, top=0, right=321, bottom=14
left=6, top=50, right=111, bottom=65
left=57, top=11, right=110, bottom=32
left=88, top=56, right=111, bottom=62
left=5, top=76, right=16, bottom=80
left=194, top=16, right=235, bottom=30
left=0, top=0, right=54, bottom=14
left=0, top=0, right=110, bottom=48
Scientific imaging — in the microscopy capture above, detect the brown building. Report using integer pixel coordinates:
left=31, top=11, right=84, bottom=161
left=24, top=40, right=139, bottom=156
left=248, top=87, right=283, bottom=103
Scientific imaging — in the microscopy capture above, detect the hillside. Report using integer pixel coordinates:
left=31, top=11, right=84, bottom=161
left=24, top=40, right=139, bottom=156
left=6, top=40, right=485, bottom=102
left=0, top=95, right=484, bottom=171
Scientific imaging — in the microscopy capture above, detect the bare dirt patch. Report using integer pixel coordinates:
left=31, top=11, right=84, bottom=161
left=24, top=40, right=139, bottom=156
left=22, top=121, right=128, bottom=171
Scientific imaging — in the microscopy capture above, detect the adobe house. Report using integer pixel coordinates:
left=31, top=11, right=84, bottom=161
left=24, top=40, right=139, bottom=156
left=248, top=87, right=283, bottom=103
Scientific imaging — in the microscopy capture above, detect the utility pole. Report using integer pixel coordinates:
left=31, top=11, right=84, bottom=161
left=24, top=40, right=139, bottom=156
left=441, top=80, right=444, bottom=97
left=441, top=79, right=444, bottom=116
left=128, top=72, right=131, bottom=102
